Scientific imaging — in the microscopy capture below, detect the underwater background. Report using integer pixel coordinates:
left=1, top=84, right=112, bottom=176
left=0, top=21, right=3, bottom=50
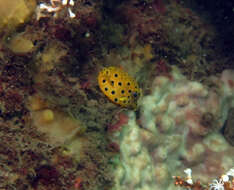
left=0, top=0, right=233, bottom=190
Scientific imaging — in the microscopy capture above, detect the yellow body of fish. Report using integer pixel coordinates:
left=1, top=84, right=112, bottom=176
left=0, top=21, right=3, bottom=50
left=98, top=66, right=141, bottom=109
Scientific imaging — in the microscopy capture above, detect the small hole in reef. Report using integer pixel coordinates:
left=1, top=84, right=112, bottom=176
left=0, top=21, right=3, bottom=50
left=111, top=90, right=115, bottom=95
left=121, top=90, right=124, bottom=94
left=128, top=90, right=131, bottom=93
left=118, top=82, right=122, bottom=86
left=114, top=74, right=118, bottom=77
left=123, top=100, right=126, bottom=103
left=114, top=98, right=118, bottom=102
left=105, top=88, right=108, bottom=91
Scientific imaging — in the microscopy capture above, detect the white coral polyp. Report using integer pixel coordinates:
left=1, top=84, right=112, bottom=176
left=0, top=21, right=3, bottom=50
left=209, top=179, right=224, bottom=190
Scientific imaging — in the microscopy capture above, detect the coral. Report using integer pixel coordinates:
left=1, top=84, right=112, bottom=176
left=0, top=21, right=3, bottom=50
left=0, top=116, right=79, bottom=190
left=36, top=0, right=76, bottom=20
left=173, top=176, right=204, bottom=190
left=112, top=66, right=234, bottom=190
left=209, top=179, right=225, bottom=190
left=113, top=112, right=157, bottom=189
left=28, top=40, right=119, bottom=190
left=173, top=167, right=234, bottom=190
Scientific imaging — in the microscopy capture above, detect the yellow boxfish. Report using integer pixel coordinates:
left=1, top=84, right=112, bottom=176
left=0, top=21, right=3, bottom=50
left=98, top=66, right=141, bottom=109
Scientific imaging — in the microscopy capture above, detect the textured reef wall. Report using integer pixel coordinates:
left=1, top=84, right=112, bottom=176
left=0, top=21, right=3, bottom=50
left=112, top=67, right=234, bottom=190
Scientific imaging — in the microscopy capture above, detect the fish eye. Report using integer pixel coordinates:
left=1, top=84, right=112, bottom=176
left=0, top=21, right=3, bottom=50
left=132, top=92, right=138, bottom=98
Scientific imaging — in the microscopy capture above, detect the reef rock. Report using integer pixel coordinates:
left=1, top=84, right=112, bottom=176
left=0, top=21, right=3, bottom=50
left=224, top=108, right=234, bottom=146
left=0, top=0, right=36, bottom=33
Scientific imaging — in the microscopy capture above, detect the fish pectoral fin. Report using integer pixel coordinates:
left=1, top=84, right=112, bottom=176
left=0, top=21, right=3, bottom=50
left=119, top=97, right=128, bottom=103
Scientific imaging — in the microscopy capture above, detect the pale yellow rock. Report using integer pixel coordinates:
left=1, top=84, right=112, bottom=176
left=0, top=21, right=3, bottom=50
left=32, top=109, right=86, bottom=145
left=7, top=33, right=34, bottom=54
left=41, top=109, right=54, bottom=123
left=0, top=0, right=36, bottom=31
